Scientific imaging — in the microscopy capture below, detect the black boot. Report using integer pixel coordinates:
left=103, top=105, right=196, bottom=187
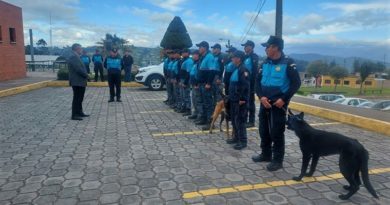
left=266, top=162, right=283, bottom=171
left=252, top=154, right=271, bottom=163
left=188, top=114, right=197, bottom=120
left=178, top=108, right=186, bottom=113
left=226, top=138, right=238, bottom=144
left=233, top=143, right=247, bottom=150
left=108, top=98, right=114, bottom=102
left=195, top=119, right=207, bottom=125
left=182, top=110, right=192, bottom=116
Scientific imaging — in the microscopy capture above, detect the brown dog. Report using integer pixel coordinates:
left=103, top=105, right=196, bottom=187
left=208, top=93, right=232, bottom=139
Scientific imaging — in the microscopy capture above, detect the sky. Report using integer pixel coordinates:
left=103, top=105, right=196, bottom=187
left=4, top=0, right=390, bottom=61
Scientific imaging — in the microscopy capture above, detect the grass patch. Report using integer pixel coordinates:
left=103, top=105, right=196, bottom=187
left=299, top=86, right=390, bottom=97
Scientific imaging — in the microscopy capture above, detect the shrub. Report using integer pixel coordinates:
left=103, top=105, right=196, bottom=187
left=57, top=67, right=69, bottom=80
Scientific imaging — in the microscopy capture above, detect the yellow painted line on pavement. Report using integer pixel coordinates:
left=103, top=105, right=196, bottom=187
left=152, top=122, right=341, bottom=137
left=183, top=167, right=390, bottom=199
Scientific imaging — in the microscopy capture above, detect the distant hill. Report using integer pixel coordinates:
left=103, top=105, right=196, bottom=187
left=289, top=53, right=389, bottom=72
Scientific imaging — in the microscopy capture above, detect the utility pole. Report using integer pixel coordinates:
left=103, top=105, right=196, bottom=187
left=49, top=12, right=53, bottom=55
left=29, top=29, right=35, bottom=71
left=275, top=0, right=283, bottom=37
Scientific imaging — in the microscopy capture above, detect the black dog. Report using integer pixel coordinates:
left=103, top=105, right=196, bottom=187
left=286, top=109, right=378, bottom=200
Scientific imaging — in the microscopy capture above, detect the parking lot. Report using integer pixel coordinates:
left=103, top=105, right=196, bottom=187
left=0, top=87, right=389, bottom=205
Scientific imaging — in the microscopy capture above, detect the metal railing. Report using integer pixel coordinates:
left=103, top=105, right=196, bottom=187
left=26, top=60, right=67, bottom=72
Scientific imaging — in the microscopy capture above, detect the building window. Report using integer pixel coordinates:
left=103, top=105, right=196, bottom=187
left=9, top=28, right=16, bottom=43
left=356, top=80, right=361, bottom=84
left=344, top=80, right=350, bottom=85
left=365, top=81, right=372, bottom=85
left=325, top=80, right=331, bottom=84
left=334, top=79, right=340, bottom=84
left=0, top=25, right=3, bottom=42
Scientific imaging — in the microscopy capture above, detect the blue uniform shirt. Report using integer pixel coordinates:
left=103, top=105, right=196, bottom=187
left=181, top=58, right=194, bottom=73
left=80, top=55, right=90, bottom=64
left=256, top=54, right=301, bottom=102
left=228, top=64, right=250, bottom=102
left=244, top=57, right=253, bottom=74
left=92, top=55, right=103, bottom=64
left=105, top=57, right=122, bottom=71
left=199, top=52, right=215, bottom=71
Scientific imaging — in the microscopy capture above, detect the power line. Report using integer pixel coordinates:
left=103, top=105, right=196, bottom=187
left=240, top=0, right=262, bottom=42
left=240, top=0, right=266, bottom=43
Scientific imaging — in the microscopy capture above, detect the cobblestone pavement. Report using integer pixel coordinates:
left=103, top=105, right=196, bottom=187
left=0, top=87, right=389, bottom=205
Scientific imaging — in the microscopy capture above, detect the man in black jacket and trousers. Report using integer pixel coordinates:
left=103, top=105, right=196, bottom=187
left=67, top=43, right=89, bottom=121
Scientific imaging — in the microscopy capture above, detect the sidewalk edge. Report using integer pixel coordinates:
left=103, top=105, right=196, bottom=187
left=289, top=102, right=390, bottom=136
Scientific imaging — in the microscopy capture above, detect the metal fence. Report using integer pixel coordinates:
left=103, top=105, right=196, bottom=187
left=26, top=60, right=67, bottom=72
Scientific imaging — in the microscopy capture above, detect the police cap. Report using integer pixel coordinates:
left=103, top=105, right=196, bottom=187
left=261, top=35, right=284, bottom=50
left=241, top=40, right=255, bottom=48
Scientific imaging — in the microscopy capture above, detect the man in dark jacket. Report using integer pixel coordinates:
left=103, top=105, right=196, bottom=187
left=252, top=36, right=301, bottom=171
left=123, top=50, right=134, bottom=82
left=228, top=50, right=250, bottom=150
left=92, top=49, right=104, bottom=82
left=104, top=48, right=123, bottom=102
left=68, top=43, right=89, bottom=120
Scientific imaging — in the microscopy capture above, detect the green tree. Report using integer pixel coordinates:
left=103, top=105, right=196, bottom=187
left=97, top=33, right=128, bottom=55
left=329, top=66, right=348, bottom=92
left=160, top=16, right=192, bottom=49
left=354, top=60, right=376, bottom=94
left=305, top=60, right=329, bottom=88
left=36, top=39, right=47, bottom=47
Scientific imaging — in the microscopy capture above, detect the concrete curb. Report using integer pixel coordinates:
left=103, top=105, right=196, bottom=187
left=289, top=102, right=390, bottom=136
left=0, top=81, right=50, bottom=97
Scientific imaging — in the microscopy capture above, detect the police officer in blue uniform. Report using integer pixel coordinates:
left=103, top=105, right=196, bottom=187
left=228, top=50, right=250, bottom=150
left=104, top=48, right=123, bottom=102
left=179, top=48, right=194, bottom=115
left=211, top=43, right=224, bottom=106
left=80, top=50, right=91, bottom=74
left=223, top=47, right=237, bottom=95
left=252, top=36, right=301, bottom=171
left=163, top=49, right=172, bottom=104
left=241, top=40, right=259, bottom=128
left=92, top=49, right=104, bottom=82
left=195, top=41, right=216, bottom=126
left=166, top=51, right=176, bottom=106
left=169, top=50, right=181, bottom=110
left=188, top=50, right=201, bottom=120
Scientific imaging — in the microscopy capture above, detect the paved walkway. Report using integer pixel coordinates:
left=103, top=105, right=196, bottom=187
left=0, top=87, right=389, bottom=205
left=0, top=71, right=56, bottom=91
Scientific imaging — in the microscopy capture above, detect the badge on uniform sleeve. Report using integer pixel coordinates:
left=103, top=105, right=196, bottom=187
left=275, top=65, right=281, bottom=72
left=244, top=72, right=248, bottom=77
left=291, top=63, right=297, bottom=69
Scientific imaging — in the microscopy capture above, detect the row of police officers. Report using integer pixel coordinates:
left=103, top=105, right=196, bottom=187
left=163, top=35, right=301, bottom=171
